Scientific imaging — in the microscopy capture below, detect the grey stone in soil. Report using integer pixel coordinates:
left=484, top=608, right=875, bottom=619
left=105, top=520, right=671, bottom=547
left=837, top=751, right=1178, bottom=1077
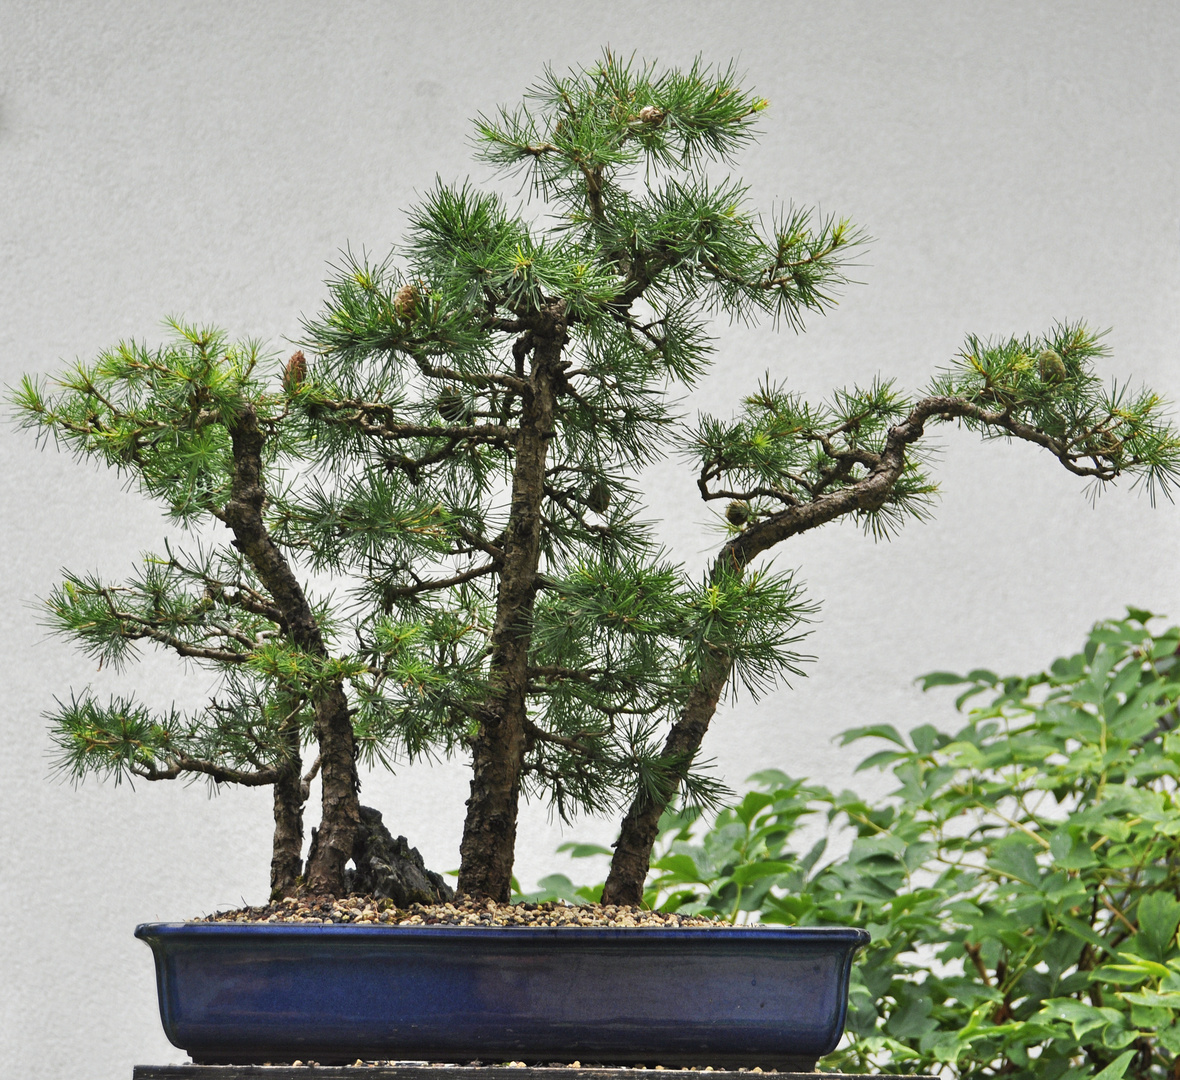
left=342, top=805, right=454, bottom=906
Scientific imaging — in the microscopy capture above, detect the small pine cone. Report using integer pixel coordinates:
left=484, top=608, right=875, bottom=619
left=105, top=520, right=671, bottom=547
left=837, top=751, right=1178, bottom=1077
left=437, top=387, right=468, bottom=424
left=282, top=350, right=307, bottom=395
left=638, top=105, right=664, bottom=124
left=586, top=478, right=611, bottom=514
left=726, top=500, right=750, bottom=527
left=1037, top=348, right=1066, bottom=383
left=394, top=283, right=419, bottom=322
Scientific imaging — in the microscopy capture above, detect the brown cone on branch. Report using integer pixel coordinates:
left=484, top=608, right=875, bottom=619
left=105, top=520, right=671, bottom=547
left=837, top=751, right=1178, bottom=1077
left=394, top=283, right=419, bottom=322
left=282, top=350, right=307, bottom=395
left=726, top=500, right=750, bottom=527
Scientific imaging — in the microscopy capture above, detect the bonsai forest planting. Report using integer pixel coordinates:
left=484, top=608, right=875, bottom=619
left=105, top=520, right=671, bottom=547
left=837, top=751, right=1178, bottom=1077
left=15, top=52, right=1180, bottom=908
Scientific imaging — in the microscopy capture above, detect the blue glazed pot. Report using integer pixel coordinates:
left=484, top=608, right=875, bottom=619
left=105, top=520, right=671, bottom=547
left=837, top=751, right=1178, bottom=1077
left=136, top=922, right=869, bottom=1069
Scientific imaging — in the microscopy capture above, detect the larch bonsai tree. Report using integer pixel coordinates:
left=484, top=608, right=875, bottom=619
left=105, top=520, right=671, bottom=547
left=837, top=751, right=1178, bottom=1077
left=13, top=52, right=1180, bottom=903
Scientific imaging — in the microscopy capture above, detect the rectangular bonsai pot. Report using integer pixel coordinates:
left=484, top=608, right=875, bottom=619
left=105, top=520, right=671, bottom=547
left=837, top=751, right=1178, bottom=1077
left=136, top=922, right=869, bottom=1069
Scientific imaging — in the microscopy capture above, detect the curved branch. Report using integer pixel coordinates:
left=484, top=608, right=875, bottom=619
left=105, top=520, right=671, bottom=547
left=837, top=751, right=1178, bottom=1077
left=132, top=753, right=279, bottom=786
left=202, top=580, right=286, bottom=627
left=408, top=355, right=527, bottom=392
left=381, top=561, right=498, bottom=600
left=454, top=526, right=506, bottom=563
left=602, top=390, right=1132, bottom=906
left=697, top=484, right=802, bottom=508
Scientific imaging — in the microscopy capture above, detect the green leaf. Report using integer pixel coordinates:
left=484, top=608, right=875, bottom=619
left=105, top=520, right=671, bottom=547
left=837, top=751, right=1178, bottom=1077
left=1039, top=998, right=1125, bottom=1039
left=1159, top=1019, right=1180, bottom=1054
left=1111, top=953, right=1172, bottom=979
left=988, top=835, right=1043, bottom=885
left=650, top=852, right=707, bottom=883
left=909, top=724, right=938, bottom=754
left=964, top=668, right=1000, bottom=685
left=917, top=671, right=969, bottom=690
left=555, top=842, right=615, bottom=858
left=1137, top=891, right=1180, bottom=961
left=1120, top=989, right=1180, bottom=1007
left=733, top=789, right=776, bottom=825
left=1092, top=1049, right=1136, bottom=1080
left=1050, top=829, right=1099, bottom=870
left=840, top=723, right=908, bottom=748
left=884, top=993, right=936, bottom=1039
left=1092, top=965, right=1150, bottom=986
left=854, top=749, right=907, bottom=772
left=729, top=859, right=794, bottom=885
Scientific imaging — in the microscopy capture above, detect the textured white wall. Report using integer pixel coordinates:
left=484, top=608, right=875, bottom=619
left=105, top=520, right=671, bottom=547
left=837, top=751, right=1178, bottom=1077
left=2, top=2, right=1178, bottom=1076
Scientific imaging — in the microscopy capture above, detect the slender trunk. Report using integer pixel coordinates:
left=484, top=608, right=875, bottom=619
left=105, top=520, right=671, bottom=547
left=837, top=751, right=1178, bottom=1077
left=602, top=643, right=734, bottom=906
left=269, top=760, right=304, bottom=898
left=225, top=406, right=360, bottom=897
left=602, top=406, right=928, bottom=904
left=457, top=311, right=566, bottom=900
left=269, top=709, right=309, bottom=898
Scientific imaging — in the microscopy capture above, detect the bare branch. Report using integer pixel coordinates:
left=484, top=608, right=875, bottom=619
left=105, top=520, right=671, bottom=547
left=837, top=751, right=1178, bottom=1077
left=132, top=753, right=279, bottom=786
left=408, top=355, right=527, bottom=392
left=524, top=719, right=602, bottom=756
left=312, top=398, right=516, bottom=444
left=697, top=483, right=802, bottom=508
left=527, top=665, right=606, bottom=684
left=381, top=561, right=498, bottom=600
left=454, top=526, right=506, bottom=563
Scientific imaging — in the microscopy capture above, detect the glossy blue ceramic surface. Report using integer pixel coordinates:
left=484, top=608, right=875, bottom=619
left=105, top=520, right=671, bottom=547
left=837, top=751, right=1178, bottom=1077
left=136, top=922, right=869, bottom=1068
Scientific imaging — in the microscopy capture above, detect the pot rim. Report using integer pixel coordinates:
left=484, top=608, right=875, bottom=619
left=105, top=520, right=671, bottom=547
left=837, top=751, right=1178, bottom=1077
left=136, top=921, right=871, bottom=944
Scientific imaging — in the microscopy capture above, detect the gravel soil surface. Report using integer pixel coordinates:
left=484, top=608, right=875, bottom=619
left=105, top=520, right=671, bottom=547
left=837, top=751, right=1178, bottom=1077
left=199, top=897, right=728, bottom=927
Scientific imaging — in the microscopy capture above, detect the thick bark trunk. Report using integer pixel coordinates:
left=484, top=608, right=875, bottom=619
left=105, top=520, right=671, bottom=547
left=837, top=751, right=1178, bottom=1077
left=304, top=683, right=361, bottom=892
left=456, top=312, right=566, bottom=901
left=225, top=406, right=360, bottom=897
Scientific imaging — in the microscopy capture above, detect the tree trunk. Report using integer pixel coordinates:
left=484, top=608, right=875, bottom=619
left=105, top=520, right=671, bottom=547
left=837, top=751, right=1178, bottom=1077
left=601, top=653, right=734, bottom=906
left=456, top=313, right=566, bottom=900
left=269, top=760, right=304, bottom=898
left=304, top=683, right=361, bottom=892
left=225, top=406, right=360, bottom=897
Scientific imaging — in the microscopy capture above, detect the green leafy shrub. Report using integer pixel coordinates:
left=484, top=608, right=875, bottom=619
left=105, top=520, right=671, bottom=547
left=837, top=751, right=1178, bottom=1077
left=540, top=611, right=1180, bottom=1079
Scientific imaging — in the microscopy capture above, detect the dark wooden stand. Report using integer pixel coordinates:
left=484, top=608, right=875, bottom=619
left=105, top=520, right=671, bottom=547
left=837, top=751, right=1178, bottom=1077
left=134, top=1067, right=936, bottom=1079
